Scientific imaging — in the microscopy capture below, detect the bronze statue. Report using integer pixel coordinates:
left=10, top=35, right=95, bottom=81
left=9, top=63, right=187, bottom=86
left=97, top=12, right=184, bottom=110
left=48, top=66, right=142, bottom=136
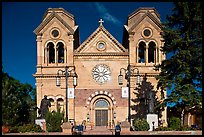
left=38, top=95, right=51, bottom=119
left=148, top=91, right=155, bottom=114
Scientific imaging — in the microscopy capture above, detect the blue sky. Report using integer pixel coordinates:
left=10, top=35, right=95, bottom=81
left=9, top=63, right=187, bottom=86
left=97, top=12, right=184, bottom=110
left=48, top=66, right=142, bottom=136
left=2, top=2, right=174, bottom=89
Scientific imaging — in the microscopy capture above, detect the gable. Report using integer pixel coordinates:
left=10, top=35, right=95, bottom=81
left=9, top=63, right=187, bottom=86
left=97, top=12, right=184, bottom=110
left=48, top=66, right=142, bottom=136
left=127, top=11, right=162, bottom=33
left=130, top=15, right=162, bottom=35
left=34, top=12, right=75, bottom=35
left=75, top=25, right=126, bottom=54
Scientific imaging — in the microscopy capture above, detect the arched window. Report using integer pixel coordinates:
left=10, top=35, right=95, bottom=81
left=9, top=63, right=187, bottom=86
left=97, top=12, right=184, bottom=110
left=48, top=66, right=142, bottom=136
left=57, top=42, right=64, bottom=63
left=138, top=41, right=145, bottom=63
left=49, top=98, right=54, bottom=103
left=95, top=99, right=109, bottom=108
left=148, top=41, right=156, bottom=63
left=48, top=98, right=55, bottom=112
left=57, top=98, right=64, bottom=112
left=47, top=42, right=55, bottom=63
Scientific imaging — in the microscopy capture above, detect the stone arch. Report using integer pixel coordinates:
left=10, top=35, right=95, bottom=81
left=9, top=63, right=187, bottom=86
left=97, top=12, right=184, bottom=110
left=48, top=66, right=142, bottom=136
left=46, top=42, right=55, bottom=63
left=44, top=40, right=66, bottom=64
left=138, top=41, right=146, bottom=63
left=47, top=95, right=56, bottom=112
left=85, top=91, right=117, bottom=126
left=56, top=42, right=65, bottom=63
left=56, top=94, right=65, bottom=100
left=86, top=90, right=116, bottom=106
left=148, top=41, right=156, bottom=63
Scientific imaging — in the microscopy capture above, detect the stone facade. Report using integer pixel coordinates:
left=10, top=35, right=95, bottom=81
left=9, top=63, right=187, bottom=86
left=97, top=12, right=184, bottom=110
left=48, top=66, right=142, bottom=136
left=33, top=7, right=167, bottom=127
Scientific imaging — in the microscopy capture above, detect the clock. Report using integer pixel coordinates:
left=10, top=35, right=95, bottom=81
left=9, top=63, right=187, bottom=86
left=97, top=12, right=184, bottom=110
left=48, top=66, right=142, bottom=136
left=92, top=64, right=111, bottom=84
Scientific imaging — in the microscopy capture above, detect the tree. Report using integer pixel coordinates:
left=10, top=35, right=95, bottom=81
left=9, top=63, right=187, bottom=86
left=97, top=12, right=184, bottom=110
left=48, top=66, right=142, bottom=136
left=154, top=2, right=202, bottom=121
left=2, top=69, right=36, bottom=126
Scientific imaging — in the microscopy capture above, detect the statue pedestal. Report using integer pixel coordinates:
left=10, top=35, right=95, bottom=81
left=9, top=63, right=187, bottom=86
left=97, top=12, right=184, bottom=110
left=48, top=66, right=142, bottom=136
left=35, top=119, right=46, bottom=131
left=120, top=120, right=131, bottom=132
left=61, top=122, right=72, bottom=134
left=146, top=114, right=158, bottom=131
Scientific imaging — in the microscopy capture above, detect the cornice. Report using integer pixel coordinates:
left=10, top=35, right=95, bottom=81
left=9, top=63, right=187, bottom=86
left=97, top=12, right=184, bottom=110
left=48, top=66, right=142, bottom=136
left=74, top=52, right=129, bottom=57
left=33, top=74, right=58, bottom=78
left=42, top=8, right=74, bottom=21
left=128, top=7, right=160, bottom=20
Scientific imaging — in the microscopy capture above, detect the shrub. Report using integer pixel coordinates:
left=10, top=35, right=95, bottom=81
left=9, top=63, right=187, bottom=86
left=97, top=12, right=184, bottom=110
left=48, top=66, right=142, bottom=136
left=9, top=126, right=19, bottom=133
left=133, top=118, right=150, bottom=131
left=9, top=124, right=43, bottom=133
left=155, top=126, right=173, bottom=131
left=168, top=117, right=181, bottom=130
left=179, top=126, right=193, bottom=131
left=45, top=108, right=64, bottom=132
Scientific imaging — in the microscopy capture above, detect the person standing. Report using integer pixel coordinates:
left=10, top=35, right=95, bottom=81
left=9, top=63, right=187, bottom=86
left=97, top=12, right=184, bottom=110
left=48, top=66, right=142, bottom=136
left=115, top=122, right=121, bottom=135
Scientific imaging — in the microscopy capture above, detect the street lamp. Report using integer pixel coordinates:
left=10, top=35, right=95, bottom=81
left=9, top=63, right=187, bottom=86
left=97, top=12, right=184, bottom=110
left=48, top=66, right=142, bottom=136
left=118, top=65, right=140, bottom=124
left=56, top=66, right=78, bottom=122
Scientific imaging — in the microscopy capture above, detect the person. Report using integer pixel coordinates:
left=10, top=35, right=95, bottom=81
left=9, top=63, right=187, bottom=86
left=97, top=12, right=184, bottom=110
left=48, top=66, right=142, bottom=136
left=39, top=95, right=51, bottom=119
left=82, top=120, right=86, bottom=130
left=115, top=122, right=121, bottom=135
left=77, top=124, right=83, bottom=135
left=71, top=123, right=75, bottom=135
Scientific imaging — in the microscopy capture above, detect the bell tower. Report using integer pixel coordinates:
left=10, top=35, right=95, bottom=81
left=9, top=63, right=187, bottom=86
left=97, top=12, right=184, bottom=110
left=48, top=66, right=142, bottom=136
left=33, top=8, right=79, bottom=117
left=123, top=7, right=167, bottom=126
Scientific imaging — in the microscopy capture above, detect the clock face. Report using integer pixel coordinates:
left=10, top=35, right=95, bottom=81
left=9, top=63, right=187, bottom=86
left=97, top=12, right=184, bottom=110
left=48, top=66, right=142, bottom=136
left=92, top=64, right=111, bottom=84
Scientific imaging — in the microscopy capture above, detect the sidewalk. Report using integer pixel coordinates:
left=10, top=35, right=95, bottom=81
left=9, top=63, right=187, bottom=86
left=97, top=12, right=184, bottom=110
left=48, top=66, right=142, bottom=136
left=3, top=127, right=202, bottom=135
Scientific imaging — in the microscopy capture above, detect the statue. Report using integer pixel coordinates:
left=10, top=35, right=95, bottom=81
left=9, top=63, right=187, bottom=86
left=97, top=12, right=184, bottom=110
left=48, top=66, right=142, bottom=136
left=38, top=95, right=51, bottom=119
left=148, top=91, right=155, bottom=113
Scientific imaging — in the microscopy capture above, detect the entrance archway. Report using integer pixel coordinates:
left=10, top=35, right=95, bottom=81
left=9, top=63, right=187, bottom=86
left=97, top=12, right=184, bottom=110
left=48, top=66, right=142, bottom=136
left=86, top=91, right=117, bottom=127
left=95, top=99, right=109, bottom=126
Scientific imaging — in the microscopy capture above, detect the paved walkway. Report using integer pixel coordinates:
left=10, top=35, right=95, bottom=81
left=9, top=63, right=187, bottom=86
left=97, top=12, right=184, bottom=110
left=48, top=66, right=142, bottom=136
left=3, top=126, right=202, bottom=135
left=83, top=126, right=115, bottom=135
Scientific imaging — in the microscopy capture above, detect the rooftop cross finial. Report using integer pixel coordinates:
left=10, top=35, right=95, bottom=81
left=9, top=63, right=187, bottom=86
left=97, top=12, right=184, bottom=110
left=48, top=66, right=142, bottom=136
left=99, top=18, right=104, bottom=26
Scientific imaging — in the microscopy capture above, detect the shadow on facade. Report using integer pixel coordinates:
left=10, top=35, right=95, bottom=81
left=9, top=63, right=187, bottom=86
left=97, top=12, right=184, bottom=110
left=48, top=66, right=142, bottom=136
left=130, top=73, right=164, bottom=123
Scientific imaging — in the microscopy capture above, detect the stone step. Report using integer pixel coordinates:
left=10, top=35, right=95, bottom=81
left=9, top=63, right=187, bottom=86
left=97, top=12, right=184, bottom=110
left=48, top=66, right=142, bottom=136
left=82, top=126, right=115, bottom=135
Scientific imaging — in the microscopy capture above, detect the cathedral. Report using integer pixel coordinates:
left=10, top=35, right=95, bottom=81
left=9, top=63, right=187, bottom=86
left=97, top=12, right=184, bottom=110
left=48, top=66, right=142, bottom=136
left=33, top=7, right=167, bottom=127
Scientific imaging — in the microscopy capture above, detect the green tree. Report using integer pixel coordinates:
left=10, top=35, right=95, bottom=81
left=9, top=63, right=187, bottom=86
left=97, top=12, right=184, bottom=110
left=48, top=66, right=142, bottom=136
left=155, top=2, right=202, bottom=119
left=2, top=70, right=36, bottom=126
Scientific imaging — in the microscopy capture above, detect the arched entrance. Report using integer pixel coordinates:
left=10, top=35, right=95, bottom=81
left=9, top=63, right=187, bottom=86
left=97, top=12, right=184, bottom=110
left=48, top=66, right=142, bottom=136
left=86, top=91, right=117, bottom=127
left=95, top=99, right=109, bottom=126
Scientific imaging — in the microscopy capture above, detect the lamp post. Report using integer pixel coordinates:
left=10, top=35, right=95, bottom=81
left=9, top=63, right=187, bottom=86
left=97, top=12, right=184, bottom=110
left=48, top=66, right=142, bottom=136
left=56, top=66, right=78, bottom=122
left=118, top=65, right=140, bottom=124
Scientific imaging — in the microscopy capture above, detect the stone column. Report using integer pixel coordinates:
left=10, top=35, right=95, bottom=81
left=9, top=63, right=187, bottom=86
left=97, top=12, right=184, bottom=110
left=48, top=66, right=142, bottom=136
left=156, top=47, right=159, bottom=63
left=55, top=44, right=57, bottom=65
left=145, top=43, right=149, bottom=64
left=67, top=34, right=74, bottom=66
left=128, top=32, right=135, bottom=65
left=136, top=45, right=139, bottom=64
left=155, top=46, right=157, bottom=63
left=45, top=47, right=48, bottom=66
left=36, top=35, right=42, bottom=66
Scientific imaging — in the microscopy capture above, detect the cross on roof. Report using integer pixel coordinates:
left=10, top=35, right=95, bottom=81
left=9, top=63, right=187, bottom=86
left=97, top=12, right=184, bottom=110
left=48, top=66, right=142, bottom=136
left=99, top=18, right=104, bottom=26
